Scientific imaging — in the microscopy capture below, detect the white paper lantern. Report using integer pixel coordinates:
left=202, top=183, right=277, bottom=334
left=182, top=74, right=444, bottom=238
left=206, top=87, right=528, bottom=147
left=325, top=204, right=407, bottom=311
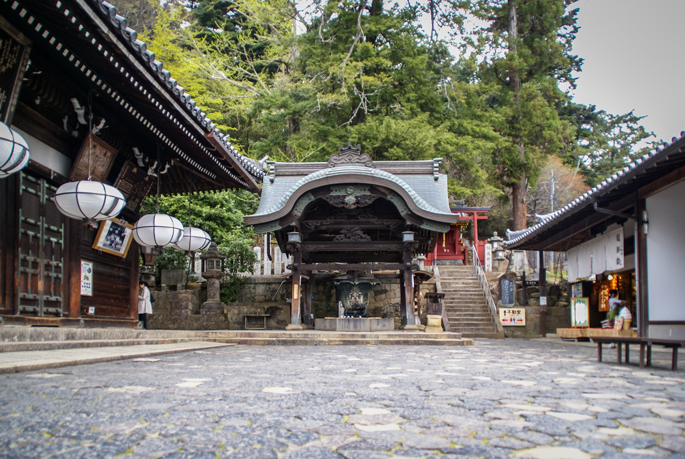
left=173, top=226, right=212, bottom=253
left=132, top=214, right=184, bottom=247
left=0, top=123, right=30, bottom=178
left=54, top=180, right=126, bottom=220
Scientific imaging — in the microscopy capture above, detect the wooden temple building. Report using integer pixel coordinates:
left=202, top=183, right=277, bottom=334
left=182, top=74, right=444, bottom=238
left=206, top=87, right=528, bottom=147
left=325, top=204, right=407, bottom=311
left=244, top=145, right=460, bottom=329
left=505, top=132, right=685, bottom=340
left=0, top=0, right=263, bottom=326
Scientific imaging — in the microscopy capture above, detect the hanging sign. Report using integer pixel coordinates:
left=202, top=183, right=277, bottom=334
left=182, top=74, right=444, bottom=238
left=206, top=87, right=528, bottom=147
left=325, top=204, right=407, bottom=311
left=80, top=261, right=93, bottom=296
left=500, top=308, right=526, bottom=326
left=113, top=161, right=155, bottom=213
left=0, top=18, right=30, bottom=123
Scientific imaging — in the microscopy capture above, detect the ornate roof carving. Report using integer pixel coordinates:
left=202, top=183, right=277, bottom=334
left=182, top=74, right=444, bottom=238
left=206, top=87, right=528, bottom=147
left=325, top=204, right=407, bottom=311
left=327, top=143, right=375, bottom=168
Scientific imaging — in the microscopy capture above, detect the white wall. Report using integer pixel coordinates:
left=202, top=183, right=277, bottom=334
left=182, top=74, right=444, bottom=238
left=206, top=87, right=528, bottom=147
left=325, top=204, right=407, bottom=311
left=646, top=180, right=685, bottom=321
left=13, top=127, right=72, bottom=177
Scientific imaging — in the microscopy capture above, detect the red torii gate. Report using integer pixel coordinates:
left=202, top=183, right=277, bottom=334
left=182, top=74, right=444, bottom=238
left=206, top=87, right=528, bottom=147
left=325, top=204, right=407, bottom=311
left=426, top=206, right=490, bottom=265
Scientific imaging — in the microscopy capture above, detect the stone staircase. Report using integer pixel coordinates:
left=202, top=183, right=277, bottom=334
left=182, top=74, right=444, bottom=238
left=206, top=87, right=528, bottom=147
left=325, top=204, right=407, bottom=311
left=439, top=265, right=504, bottom=339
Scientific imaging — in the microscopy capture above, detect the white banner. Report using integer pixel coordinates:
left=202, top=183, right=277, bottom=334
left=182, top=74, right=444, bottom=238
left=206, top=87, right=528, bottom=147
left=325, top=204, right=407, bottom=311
left=605, top=227, right=624, bottom=271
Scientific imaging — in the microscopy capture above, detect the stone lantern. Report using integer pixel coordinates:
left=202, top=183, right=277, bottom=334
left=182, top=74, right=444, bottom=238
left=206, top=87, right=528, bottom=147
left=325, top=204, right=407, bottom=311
left=200, top=242, right=226, bottom=313
left=489, top=232, right=506, bottom=271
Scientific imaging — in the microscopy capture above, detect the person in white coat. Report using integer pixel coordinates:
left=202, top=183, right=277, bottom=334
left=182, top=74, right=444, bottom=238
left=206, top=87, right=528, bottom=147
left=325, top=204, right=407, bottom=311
left=138, top=281, right=153, bottom=329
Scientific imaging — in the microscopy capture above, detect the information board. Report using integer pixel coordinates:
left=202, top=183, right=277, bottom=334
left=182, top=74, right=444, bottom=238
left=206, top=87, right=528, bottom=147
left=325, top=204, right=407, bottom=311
left=80, top=261, right=93, bottom=296
left=571, top=297, right=590, bottom=328
left=500, top=278, right=515, bottom=306
left=500, top=308, right=526, bottom=326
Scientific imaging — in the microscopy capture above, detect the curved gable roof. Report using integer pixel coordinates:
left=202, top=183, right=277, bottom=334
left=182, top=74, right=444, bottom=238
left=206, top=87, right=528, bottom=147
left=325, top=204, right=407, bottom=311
left=244, top=165, right=457, bottom=226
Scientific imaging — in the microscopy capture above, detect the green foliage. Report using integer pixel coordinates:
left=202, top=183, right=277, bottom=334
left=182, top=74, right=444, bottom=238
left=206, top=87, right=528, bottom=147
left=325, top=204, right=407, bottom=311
left=140, top=189, right=259, bottom=247
left=219, top=235, right=257, bottom=277
left=112, top=0, right=660, bottom=233
left=220, top=275, right=247, bottom=303
left=153, top=248, right=189, bottom=279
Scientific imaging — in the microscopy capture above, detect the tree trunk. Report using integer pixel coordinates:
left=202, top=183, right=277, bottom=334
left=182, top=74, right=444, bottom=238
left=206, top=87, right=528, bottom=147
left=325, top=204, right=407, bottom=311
left=509, top=0, right=526, bottom=231
left=512, top=170, right=527, bottom=231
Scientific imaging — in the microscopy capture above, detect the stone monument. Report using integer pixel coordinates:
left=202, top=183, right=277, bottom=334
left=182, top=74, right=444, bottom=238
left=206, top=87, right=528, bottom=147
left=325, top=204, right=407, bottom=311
left=200, top=242, right=226, bottom=314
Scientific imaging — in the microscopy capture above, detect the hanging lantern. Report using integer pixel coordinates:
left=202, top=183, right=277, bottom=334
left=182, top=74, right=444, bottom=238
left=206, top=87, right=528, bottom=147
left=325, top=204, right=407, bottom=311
left=132, top=214, right=184, bottom=248
left=54, top=180, right=126, bottom=220
left=0, top=122, right=30, bottom=178
left=173, top=226, right=212, bottom=253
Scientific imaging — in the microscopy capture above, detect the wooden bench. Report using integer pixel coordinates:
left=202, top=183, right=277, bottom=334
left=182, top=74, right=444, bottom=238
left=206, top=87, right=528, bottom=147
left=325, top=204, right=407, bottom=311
left=592, top=336, right=684, bottom=371
left=244, top=314, right=270, bottom=330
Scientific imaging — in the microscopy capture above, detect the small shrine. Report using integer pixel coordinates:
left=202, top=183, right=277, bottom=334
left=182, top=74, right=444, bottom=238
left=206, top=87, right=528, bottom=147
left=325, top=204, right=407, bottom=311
left=244, top=144, right=460, bottom=330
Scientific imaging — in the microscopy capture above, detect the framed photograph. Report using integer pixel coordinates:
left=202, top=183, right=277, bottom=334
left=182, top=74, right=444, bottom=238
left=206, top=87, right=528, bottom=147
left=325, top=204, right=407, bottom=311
left=571, top=297, right=590, bottom=328
left=92, top=218, right=134, bottom=257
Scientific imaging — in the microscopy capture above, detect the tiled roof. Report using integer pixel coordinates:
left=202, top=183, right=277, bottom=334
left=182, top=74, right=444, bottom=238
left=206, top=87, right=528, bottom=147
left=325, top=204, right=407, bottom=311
left=94, top=0, right=264, bottom=180
left=250, top=165, right=454, bottom=218
left=505, top=131, right=685, bottom=248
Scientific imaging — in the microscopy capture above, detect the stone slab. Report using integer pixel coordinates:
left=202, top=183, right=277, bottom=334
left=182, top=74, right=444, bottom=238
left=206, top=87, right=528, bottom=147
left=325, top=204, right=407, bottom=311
left=315, top=318, right=394, bottom=332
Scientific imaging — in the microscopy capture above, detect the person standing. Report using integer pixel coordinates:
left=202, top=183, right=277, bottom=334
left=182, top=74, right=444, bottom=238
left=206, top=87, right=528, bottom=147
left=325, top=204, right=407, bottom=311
left=138, top=281, right=153, bottom=329
left=608, top=289, right=626, bottom=320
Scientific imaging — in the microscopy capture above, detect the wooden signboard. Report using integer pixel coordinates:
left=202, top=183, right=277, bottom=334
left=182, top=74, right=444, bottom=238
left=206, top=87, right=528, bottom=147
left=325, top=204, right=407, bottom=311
left=69, top=135, right=118, bottom=182
left=571, top=297, right=590, bottom=328
left=598, top=281, right=610, bottom=312
left=0, top=17, right=31, bottom=123
left=113, top=160, right=155, bottom=213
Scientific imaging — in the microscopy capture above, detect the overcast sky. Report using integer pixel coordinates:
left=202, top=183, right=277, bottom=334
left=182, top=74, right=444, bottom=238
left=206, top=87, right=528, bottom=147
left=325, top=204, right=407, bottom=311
left=570, top=0, right=685, bottom=142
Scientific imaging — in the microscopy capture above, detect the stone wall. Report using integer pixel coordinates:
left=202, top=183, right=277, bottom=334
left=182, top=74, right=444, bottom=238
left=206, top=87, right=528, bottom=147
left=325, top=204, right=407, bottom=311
left=147, top=287, right=290, bottom=330
left=149, top=275, right=435, bottom=331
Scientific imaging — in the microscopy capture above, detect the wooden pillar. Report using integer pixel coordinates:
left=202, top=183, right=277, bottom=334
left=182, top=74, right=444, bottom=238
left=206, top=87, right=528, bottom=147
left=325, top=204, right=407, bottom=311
left=539, top=250, right=547, bottom=337
left=286, top=250, right=304, bottom=329
left=129, top=242, right=140, bottom=321
left=303, top=277, right=312, bottom=328
left=401, top=246, right=418, bottom=329
left=636, top=197, right=649, bottom=338
left=67, top=220, right=81, bottom=318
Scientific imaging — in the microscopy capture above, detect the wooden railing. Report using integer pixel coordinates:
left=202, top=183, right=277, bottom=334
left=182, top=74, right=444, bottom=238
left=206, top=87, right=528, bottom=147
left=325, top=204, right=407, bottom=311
left=472, top=246, right=504, bottom=334
left=433, top=266, right=450, bottom=332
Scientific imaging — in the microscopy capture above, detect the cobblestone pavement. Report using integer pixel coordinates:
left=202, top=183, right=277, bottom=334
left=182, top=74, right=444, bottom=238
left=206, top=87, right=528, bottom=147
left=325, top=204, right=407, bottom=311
left=2, top=339, right=685, bottom=459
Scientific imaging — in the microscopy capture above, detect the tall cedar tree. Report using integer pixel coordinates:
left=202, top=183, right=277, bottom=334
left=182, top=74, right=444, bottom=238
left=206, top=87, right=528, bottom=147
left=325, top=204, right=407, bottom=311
left=456, top=0, right=581, bottom=229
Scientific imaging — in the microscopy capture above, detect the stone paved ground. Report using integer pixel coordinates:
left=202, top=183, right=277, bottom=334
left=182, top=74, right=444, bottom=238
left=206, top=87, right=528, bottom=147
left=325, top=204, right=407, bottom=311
left=2, top=339, right=685, bottom=459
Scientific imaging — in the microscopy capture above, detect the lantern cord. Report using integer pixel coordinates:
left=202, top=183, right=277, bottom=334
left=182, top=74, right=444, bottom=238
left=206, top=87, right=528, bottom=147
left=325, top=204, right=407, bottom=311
left=155, top=143, right=161, bottom=214
left=87, top=92, right=93, bottom=181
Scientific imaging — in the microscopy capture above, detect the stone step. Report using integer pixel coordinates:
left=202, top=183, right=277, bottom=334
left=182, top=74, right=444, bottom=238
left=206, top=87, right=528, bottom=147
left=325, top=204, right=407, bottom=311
left=447, top=319, right=492, bottom=324
left=0, top=338, right=200, bottom=353
left=443, top=303, right=489, bottom=308
left=0, top=331, right=473, bottom=351
left=211, top=337, right=474, bottom=346
left=459, top=331, right=505, bottom=339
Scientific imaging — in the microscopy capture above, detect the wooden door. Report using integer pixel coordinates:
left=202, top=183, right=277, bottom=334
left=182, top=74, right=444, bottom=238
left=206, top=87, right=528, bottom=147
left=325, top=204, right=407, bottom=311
left=16, top=172, right=65, bottom=316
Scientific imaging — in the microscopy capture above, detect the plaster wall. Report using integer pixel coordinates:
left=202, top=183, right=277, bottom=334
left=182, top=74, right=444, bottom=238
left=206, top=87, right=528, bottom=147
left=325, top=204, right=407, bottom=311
left=14, top=128, right=72, bottom=176
left=646, top=180, right=685, bottom=323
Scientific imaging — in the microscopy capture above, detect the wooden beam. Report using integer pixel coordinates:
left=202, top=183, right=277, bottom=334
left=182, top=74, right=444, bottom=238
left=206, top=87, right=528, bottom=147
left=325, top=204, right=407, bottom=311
left=301, top=242, right=403, bottom=252
left=305, top=253, right=401, bottom=263
left=300, top=263, right=403, bottom=271
left=638, top=163, right=685, bottom=199
left=205, top=132, right=262, bottom=194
